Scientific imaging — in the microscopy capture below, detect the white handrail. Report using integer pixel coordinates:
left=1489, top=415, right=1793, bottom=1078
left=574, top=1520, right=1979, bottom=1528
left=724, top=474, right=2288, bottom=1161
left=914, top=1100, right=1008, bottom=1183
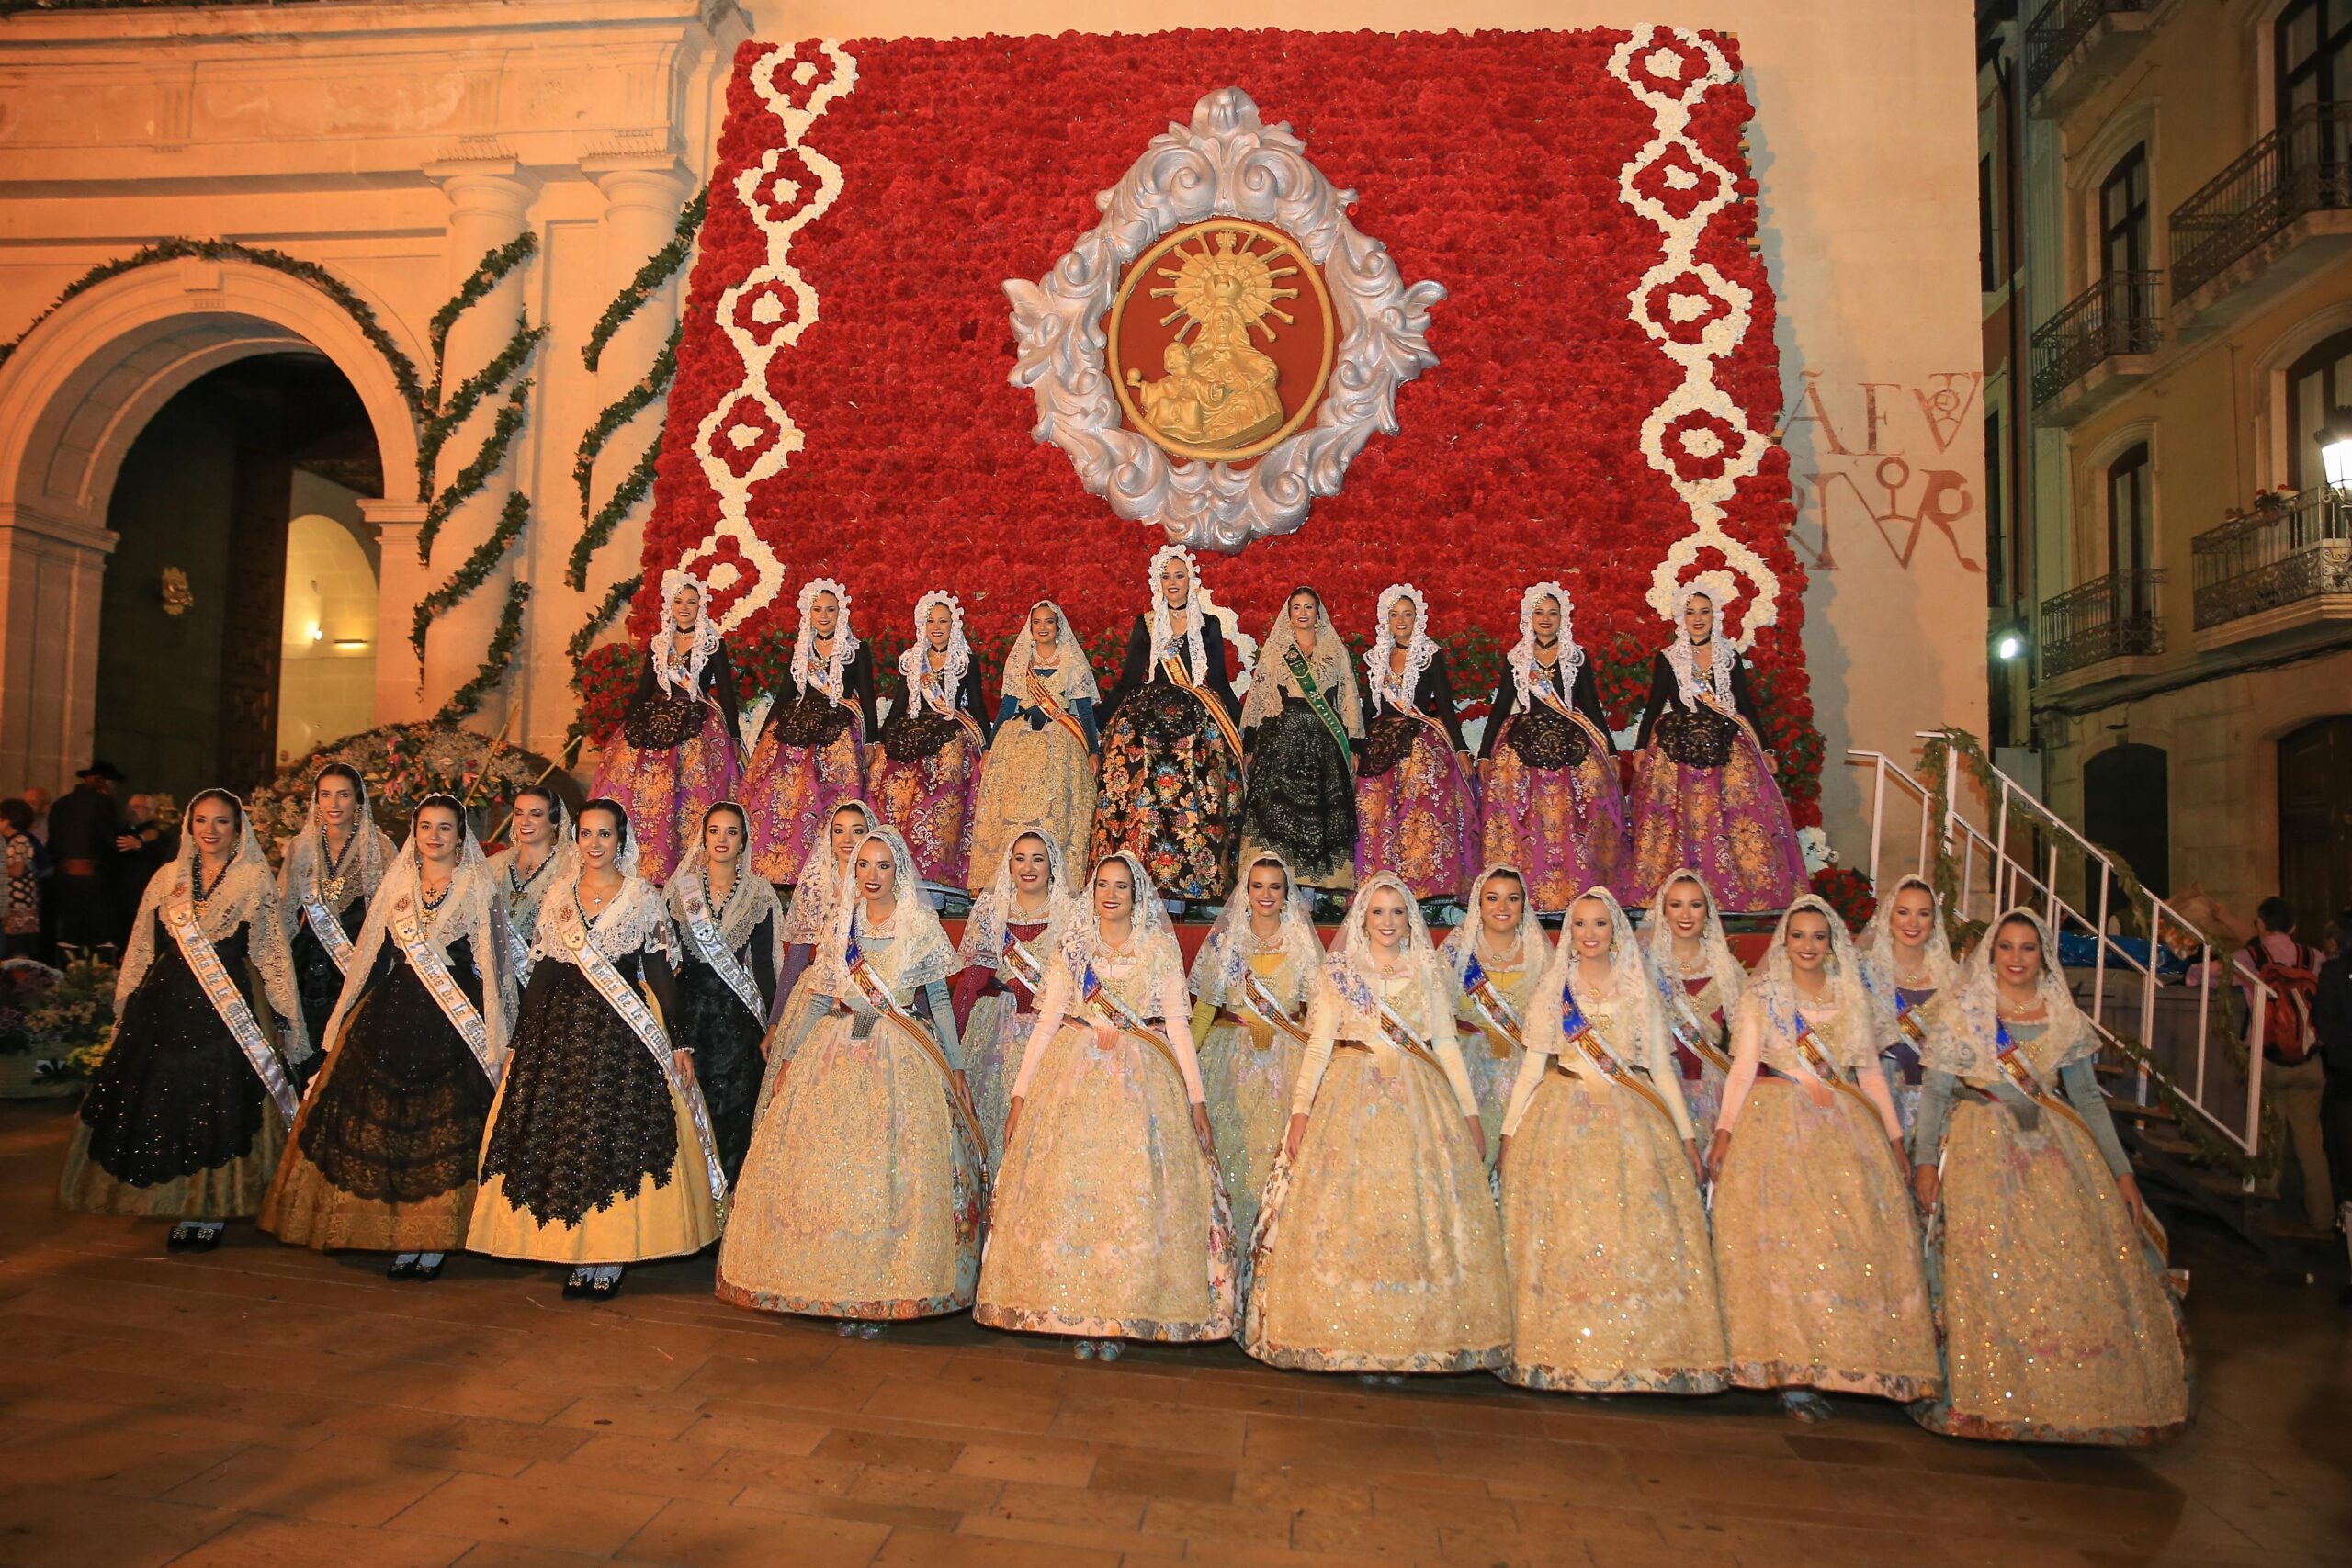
left=1845, top=743, right=2271, bottom=1173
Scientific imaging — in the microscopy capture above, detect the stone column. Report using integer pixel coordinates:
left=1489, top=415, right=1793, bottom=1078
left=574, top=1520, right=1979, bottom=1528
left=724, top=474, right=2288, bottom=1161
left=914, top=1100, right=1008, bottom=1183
left=0, top=502, right=113, bottom=794
left=417, top=154, right=537, bottom=733
left=364, top=498, right=432, bottom=726
left=581, top=155, right=692, bottom=608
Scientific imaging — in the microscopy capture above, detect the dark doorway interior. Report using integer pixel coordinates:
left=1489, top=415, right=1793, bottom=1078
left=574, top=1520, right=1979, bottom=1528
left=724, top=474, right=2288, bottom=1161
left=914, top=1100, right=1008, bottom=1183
left=2278, top=715, right=2352, bottom=939
left=2083, top=739, right=2171, bottom=900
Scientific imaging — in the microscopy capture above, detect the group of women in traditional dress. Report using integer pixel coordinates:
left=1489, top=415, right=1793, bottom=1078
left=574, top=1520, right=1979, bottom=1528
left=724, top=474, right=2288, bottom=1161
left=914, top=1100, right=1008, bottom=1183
left=586, top=558, right=1809, bottom=919
left=60, top=746, right=2193, bottom=1446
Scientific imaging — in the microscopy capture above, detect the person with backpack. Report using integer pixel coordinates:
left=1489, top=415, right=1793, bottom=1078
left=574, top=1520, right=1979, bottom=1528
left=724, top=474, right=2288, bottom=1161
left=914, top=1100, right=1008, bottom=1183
left=2242, top=897, right=2334, bottom=1231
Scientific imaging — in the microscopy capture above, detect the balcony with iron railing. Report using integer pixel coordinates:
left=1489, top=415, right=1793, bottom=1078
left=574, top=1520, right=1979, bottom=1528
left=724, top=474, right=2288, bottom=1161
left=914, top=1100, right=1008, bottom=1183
left=2169, top=102, right=2352, bottom=324
left=2025, top=0, right=2154, bottom=114
left=2191, top=484, right=2352, bottom=646
left=2040, top=567, right=2165, bottom=682
left=2030, top=270, right=2161, bottom=418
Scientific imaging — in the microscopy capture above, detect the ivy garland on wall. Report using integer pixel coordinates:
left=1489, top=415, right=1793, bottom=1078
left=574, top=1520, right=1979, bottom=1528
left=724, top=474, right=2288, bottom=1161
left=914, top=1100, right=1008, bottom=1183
left=413, top=234, right=543, bottom=722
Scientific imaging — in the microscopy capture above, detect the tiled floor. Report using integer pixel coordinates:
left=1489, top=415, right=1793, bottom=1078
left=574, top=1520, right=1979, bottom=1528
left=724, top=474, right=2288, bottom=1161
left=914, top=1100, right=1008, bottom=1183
left=1, top=1100, right=2346, bottom=1568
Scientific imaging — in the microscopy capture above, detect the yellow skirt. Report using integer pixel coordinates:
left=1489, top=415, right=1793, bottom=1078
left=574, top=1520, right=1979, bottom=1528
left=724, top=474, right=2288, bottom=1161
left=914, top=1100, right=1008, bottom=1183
left=59, top=1107, right=286, bottom=1221
left=466, top=1082, right=720, bottom=1266
left=967, top=719, right=1097, bottom=894
left=976, top=1023, right=1236, bottom=1341
left=1245, top=1049, right=1510, bottom=1373
left=717, top=1012, right=980, bottom=1318
left=1916, top=1098, right=2190, bottom=1443
left=1499, top=1068, right=1727, bottom=1392
left=1710, top=1078, right=1939, bottom=1400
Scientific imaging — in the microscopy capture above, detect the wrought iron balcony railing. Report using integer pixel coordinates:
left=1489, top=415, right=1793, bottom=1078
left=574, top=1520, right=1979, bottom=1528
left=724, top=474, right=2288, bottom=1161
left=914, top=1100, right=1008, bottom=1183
left=2025, top=0, right=2149, bottom=101
left=2171, top=102, right=2352, bottom=300
left=2041, top=568, right=2165, bottom=678
left=2192, top=486, right=2352, bottom=629
left=2030, top=270, right=2161, bottom=408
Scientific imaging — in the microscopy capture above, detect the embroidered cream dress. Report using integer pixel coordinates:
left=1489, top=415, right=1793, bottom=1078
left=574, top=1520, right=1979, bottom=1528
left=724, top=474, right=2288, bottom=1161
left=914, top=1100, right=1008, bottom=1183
left=62, top=799, right=310, bottom=1220
left=1639, top=868, right=1746, bottom=1142
left=977, top=859, right=1236, bottom=1342
left=967, top=600, right=1100, bottom=887
left=951, top=830, right=1081, bottom=1169
left=1909, top=910, right=2190, bottom=1445
left=1245, top=876, right=1510, bottom=1373
left=1498, top=888, right=1725, bottom=1393
left=718, top=829, right=981, bottom=1319
left=467, top=867, right=725, bottom=1266
left=1856, top=873, right=1960, bottom=1138
left=1710, top=898, right=1939, bottom=1401
left=1442, top=863, right=1553, bottom=1155
left=1187, top=852, right=1324, bottom=1254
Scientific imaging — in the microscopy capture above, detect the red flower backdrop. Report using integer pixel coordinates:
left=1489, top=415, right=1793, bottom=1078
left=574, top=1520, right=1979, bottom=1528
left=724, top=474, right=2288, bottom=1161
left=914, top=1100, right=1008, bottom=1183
left=615, top=28, right=1818, bottom=823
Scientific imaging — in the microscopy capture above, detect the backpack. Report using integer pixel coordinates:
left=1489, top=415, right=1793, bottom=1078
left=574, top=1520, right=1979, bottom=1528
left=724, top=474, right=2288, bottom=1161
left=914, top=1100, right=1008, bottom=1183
left=2246, top=940, right=2322, bottom=1066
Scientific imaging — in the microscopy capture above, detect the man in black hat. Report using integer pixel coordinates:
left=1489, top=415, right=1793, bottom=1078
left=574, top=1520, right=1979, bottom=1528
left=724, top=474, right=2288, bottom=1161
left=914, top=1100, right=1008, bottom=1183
left=48, top=761, right=125, bottom=952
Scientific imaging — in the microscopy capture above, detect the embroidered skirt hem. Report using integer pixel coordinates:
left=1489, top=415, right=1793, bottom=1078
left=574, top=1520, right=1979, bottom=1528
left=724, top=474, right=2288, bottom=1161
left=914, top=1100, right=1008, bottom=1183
left=712, top=1282, right=973, bottom=1321
left=971, top=1303, right=1232, bottom=1342
left=1729, top=1360, right=1939, bottom=1402
left=58, top=1109, right=286, bottom=1220
left=1499, top=1364, right=1730, bottom=1394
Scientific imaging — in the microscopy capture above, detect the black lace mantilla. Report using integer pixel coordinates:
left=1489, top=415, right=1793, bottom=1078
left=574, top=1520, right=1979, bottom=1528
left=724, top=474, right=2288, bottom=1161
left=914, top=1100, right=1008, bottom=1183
left=878, top=707, right=965, bottom=764
left=1654, top=706, right=1737, bottom=768
left=479, top=958, right=680, bottom=1227
left=625, top=685, right=711, bottom=750
left=769, top=686, right=857, bottom=749
left=1500, top=702, right=1593, bottom=770
left=1242, top=699, right=1356, bottom=880
left=79, top=916, right=267, bottom=1186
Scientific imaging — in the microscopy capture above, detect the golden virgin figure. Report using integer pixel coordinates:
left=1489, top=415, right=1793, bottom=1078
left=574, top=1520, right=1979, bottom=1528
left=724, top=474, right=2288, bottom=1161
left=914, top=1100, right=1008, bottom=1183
left=743, top=579, right=877, bottom=886
left=1245, top=874, right=1510, bottom=1378
left=1640, top=869, right=1747, bottom=1141
left=468, top=800, right=727, bottom=1300
left=976, top=851, right=1237, bottom=1358
left=1705, top=897, right=1939, bottom=1420
left=1187, top=850, right=1325, bottom=1254
left=869, top=590, right=991, bottom=888
left=718, top=826, right=982, bottom=1329
left=1627, top=578, right=1805, bottom=912
left=585, top=570, right=745, bottom=884
left=1091, top=546, right=1244, bottom=902
left=1440, top=863, right=1554, bottom=1154
left=264, top=795, right=516, bottom=1279
left=1353, top=583, right=1478, bottom=898
left=1909, top=909, right=2191, bottom=1445
left=61, top=789, right=309, bottom=1250
left=967, top=600, right=1100, bottom=885
left=1498, top=886, right=1726, bottom=1393
left=1238, top=587, right=1362, bottom=892
left=277, top=761, right=393, bottom=1089
left=951, top=829, right=1082, bottom=1168
left=1857, top=874, right=1957, bottom=1137
left=1477, top=583, right=1631, bottom=912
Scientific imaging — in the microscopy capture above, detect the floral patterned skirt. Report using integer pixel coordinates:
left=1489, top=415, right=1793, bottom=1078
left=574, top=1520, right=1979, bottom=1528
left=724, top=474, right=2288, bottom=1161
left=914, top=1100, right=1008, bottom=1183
left=1198, top=1021, right=1304, bottom=1272
left=1245, top=1048, right=1509, bottom=1373
left=868, top=726, right=982, bottom=888
left=1912, top=1100, right=2190, bottom=1444
left=743, top=726, right=865, bottom=886
left=1710, top=1079, right=1939, bottom=1400
left=958, top=991, right=1032, bottom=1172
left=1626, top=732, right=1805, bottom=914
left=969, top=721, right=1096, bottom=895
left=976, top=1025, right=1236, bottom=1341
left=1481, top=747, right=1628, bottom=913
left=717, top=1010, right=981, bottom=1319
left=1091, top=684, right=1242, bottom=902
left=590, top=711, right=741, bottom=886
left=1354, top=718, right=1478, bottom=900
left=1498, top=1068, right=1726, bottom=1393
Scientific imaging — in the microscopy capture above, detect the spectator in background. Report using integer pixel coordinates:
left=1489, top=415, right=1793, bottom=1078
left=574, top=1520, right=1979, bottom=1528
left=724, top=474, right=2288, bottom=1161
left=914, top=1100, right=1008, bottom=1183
left=1, top=799, right=42, bottom=959
left=45, top=761, right=123, bottom=953
left=2313, top=913, right=2352, bottom=1235
left=115, top=794, right=177, bottom=942
left=19, top=786, right=51, bottom=845
left=2242, top=897, right=2333, bottom=1231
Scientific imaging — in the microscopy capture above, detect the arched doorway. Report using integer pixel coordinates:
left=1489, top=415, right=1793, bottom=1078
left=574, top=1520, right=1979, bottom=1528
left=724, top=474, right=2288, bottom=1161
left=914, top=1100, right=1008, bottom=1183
left=2278, top=716, right=2352, bottom=936
left=2083, top=740, right=2170, bottom=898
left=96, top=354, right=382, bottom=796
left=0, top=258, right=421, bottom=795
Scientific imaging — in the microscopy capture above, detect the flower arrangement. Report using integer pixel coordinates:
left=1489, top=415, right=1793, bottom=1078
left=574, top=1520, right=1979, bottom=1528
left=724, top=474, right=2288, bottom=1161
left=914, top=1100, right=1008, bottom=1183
left=6, top=954, right=118, bottom=1092
left=1809, top=866, right=1876, bottom=933
left=250, top=722, right=567, bottom=852
left=630, top=28, right=1822, bottom=825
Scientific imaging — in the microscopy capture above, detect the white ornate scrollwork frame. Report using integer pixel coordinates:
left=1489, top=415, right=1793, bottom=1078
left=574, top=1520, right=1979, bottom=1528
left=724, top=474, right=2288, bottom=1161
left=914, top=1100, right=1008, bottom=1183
left=1005, top=87, right=1446, bottom=553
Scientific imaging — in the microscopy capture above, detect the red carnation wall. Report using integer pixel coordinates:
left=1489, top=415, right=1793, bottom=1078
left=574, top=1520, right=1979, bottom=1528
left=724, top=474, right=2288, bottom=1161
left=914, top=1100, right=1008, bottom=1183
left=635, top=28, right=1817, bottom=820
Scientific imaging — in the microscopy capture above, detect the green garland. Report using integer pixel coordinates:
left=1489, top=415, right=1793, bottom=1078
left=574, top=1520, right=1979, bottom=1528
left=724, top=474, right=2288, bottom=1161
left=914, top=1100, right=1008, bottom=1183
left=411, top=492, right=529, bottom=662
left=417, top=382, right=530, bottom=563
left=427, top=233, right=539, bottom=398
left=0, top=238, right=425, bottom=417
left=573, top=321, right=681, bottom=518
left=434, top=580, right=531, bottom=725
left=1913, top=726, right=2284, bottom=1183
left=569, top=439, right=663, bottom=592
left=416, top=321, right=546, bottom=497
left=568, top=574, right=642, bottom=664
left=582, top=190, right=706, bottom=374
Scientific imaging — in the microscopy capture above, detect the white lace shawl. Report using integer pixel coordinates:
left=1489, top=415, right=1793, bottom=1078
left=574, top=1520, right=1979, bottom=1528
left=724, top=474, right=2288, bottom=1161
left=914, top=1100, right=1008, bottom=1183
left=1744, top=894, right=1892, bottom=1073
left=1000, top=599, right=1100, bottom=705
left=663, top=840, right=785, bottom=975
left=896, top=590, right=973, bottom=718
left=1190, top=850, right=1323, bottom=1009
left=119, top=796, right=310, bottom=1062
left=777, top=800, right=879, bottom=944
left=1857, top=873, right=1960, bottom=1005
left=1056, top=850, right=1183, bottom=1010
left=813, top=827, right=957, bottom=998
left=1241, top=594, right=1363, bottom=737
left=1928, top=907, right=2098, bottom=1084
left=1440, top=862, right=1555, bottom=987
left=790, top=577, right=859, bottom=697
left=277, top=775, right=394, bottom=936
left=1639, top=867, right=1747, bottom=1014
left=1664, top=569, right=1741, bottom=711
left=1146, top=543, right=1210, bottom=678
left=1322, top=871, right=1452, bottom=1030
left=1367, top=583, right=1439, bottom=716
left=958, top=829, right=1081, bottom=972
left=1506, top=581, right=1584, bottom=714
left=1526, top=886, right=1671, bottom=1077
left=650, top=567, right=722, bottom=698
left=533, top=871, right=673, bottom=971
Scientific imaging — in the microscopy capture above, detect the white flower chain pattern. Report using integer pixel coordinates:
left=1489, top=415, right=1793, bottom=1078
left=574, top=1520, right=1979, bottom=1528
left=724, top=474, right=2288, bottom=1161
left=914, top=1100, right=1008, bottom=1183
left=681, top=39, right=859, bottom=629
left=1611, top=28, right=1779, bottom=644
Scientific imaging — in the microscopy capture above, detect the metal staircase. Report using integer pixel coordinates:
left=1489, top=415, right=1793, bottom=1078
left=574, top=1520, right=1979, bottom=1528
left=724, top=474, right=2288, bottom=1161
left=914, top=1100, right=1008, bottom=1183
left=1847, top=737, right=2307, bottom=1270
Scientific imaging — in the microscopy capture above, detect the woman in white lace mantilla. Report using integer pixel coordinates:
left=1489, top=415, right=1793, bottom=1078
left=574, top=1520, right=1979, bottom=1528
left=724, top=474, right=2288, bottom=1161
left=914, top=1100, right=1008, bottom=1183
left=968, top=599, right=1099, bottom=887
left=277, top=761, right=393, bottom=1089
left=1238, top=587, right=1362, bottom=891
left=949, top=828, right=1082, bottom=1168
left=1640, top=868, right=1747, bottom=1141
left=662, top=802, right=784, bottom=1186
left=1441, top=862, right=1554, bottom=1155
left=868, top=590, right=993, bottom=888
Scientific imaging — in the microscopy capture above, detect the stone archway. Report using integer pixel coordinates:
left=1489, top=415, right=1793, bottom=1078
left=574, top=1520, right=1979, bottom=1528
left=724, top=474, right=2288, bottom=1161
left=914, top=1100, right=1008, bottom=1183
left=0, top=254, right=422, bottom=792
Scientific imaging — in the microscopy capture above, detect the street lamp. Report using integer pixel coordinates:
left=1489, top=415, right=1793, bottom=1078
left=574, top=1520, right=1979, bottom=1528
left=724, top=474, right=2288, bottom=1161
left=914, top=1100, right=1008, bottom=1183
left=2321, top=420, right=2352, bottom=491
left=1995, top=632, right=2024, bottom=661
